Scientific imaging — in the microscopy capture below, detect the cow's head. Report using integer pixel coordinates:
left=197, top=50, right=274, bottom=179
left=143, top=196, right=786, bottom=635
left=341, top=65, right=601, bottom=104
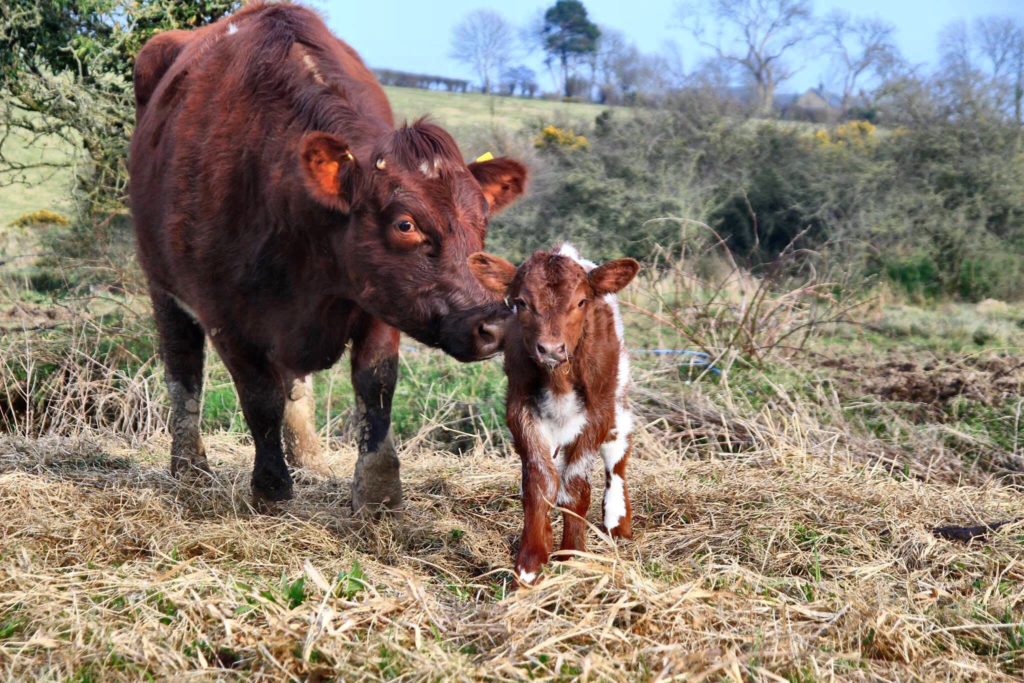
left=298, top=120, right=527, bottom=361
left=467, top=250, right=639, bottom=370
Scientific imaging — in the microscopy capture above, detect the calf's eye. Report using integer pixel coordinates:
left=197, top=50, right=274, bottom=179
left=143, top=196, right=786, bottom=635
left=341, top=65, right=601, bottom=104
left=396, top=219, right=415, bottom=233
left=577, top=299, right=587, bottom=308
left=513, top=298, right=528, bottom=311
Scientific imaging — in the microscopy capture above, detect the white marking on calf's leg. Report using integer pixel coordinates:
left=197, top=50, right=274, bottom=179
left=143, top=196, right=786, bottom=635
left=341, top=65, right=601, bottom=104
left=601, top=406, right=633, bottom=531
left=604, top=474, right=627, bottom=531
left=556, top=452, right=592, bottom=505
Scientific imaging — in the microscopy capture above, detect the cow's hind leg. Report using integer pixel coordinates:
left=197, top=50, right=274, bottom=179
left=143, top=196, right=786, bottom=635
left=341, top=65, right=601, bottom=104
left=283, top=375, right=331, bottom=476
left=349, top=315, right=402, bottom=514
left=152, top=292, right=210, bottom=478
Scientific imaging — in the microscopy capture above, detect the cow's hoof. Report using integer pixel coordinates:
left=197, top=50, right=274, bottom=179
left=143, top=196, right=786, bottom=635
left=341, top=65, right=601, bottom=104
left=290, top=455, right=333, bottom=483
left=170, top=455, right=213, bottom=481
left=251, top=471, right=294, bottom=510
left=351, top=444, right=403, bottom=516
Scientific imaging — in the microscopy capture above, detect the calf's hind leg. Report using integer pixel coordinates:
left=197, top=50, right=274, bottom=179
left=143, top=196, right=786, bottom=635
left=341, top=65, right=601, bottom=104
left=600, top=419, right=634, bottom=539
left=152, top=291, right=210, bottom=478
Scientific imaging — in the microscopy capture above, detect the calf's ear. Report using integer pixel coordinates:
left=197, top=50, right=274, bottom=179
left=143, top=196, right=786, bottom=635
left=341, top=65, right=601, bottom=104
left=300, top=132, right=358, bottom=212
left=589, top=258, right=640, bottom=295
left=468, top=157, right=528, bottom=213
left=468, top=252, right=517, bottom=295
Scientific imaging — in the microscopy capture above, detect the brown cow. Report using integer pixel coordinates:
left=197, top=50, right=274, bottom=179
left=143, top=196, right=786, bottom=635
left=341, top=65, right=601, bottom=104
left=468, top=245, right=640, bottom=585
left=129, top=2, right=527, bottom=511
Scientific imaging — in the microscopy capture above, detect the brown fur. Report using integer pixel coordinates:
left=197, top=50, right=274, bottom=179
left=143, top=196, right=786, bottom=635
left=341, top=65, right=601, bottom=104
left=129, top=2, right=527, bottom=509
left=469, top=249, right=640, bottom=584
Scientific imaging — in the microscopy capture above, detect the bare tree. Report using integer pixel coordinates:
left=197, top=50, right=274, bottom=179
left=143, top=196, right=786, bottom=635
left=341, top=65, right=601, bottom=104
left=821, top=11, right=901, bottom=115
left=450, top=10, right=516, bottom=94
left=594, top=27, right=666, bottom=104
left=677, top=0, right=814, bottom=116
left=938, top=17, right=1024, bottom=124
left=974, top=16, right=1024, bottom=125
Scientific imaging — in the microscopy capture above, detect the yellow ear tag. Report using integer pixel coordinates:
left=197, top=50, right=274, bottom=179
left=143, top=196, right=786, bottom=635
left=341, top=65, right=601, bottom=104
left=474, top=151, right=494, bottom=163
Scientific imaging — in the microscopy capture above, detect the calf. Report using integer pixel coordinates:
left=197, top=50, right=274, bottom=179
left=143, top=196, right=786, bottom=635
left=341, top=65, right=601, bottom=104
left=469, top=245, right=640, bottom=585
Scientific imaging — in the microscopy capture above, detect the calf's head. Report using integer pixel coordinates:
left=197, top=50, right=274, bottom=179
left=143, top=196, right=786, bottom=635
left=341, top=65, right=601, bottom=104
left=298, top=121, right=527, bottom=361
left=468, top=250, right=639, bottom=370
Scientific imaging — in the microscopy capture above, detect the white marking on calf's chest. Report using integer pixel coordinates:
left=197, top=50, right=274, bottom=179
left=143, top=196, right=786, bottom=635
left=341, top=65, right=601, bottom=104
left=533, top=388, right=587, bottom=458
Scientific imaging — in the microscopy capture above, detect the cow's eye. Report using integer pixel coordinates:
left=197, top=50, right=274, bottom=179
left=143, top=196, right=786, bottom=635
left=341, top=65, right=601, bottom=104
left=513, top=298, right=528, bottom=311
left=577, top=298, right=587, bottom=308
left=395, top=219, right=416, bottom=233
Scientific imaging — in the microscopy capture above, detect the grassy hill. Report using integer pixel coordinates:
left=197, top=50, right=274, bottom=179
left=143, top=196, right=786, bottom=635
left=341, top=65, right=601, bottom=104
left=0, top=88, right=606, bottom=227
left=383, top=86, right=609, bottom=130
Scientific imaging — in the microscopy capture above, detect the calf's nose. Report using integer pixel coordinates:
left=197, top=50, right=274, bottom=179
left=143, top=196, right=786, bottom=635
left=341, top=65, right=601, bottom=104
left=536, top=341, right=568, bottom=367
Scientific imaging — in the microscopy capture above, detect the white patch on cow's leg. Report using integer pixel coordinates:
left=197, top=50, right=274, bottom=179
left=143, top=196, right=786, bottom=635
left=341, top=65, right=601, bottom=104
left=283, top=376, right=331, bottom=476
left=167, top=379, right=210, bottom=478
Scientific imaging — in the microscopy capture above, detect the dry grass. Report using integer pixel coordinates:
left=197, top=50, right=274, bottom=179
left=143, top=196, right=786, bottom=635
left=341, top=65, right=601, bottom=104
left=2, top=414, right=1024, bottom=681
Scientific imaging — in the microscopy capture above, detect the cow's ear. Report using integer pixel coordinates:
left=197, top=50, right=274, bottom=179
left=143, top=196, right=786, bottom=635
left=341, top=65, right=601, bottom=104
left=468, top=252, right=517, bottom=295
left=468, top=157, right=528, bottom=213
left=589, top=258, right=640, bottom=295
left=300, top=132, right=357, bottom=212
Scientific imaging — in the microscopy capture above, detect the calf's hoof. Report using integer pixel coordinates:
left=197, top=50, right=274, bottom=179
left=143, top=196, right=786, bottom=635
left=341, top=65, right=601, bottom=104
left=351, top=441, right=403, bottom=515
left=600, top=521, right=633, bottom=540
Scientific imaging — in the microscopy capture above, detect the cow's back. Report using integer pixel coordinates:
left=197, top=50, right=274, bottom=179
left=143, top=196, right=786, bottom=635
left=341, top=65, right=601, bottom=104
left=129, top=2, right=392, bottom=299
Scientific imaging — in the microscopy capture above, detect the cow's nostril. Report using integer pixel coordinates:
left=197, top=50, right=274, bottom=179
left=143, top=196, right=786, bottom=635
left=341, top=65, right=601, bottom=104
left=536, top=342, right=548, bottom=356
left=476, top=320, right=504, bottom=356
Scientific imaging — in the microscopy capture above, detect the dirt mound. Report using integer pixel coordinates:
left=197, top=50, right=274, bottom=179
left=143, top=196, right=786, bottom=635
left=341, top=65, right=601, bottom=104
left=824, top=353, right=1024, bottom=410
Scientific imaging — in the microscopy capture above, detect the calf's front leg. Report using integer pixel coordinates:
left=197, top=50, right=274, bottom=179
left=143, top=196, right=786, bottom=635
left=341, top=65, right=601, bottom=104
left=509, top=405, right=558, bottom=585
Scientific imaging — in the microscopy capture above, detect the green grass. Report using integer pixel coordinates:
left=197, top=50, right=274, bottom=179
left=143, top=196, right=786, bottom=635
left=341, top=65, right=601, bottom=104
left=383, top=86, right=610, bottom=132
left=0, top=126, right=75, bottom=228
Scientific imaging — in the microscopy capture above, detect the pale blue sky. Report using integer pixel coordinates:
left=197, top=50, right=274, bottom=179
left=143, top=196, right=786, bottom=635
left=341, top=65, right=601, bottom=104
left=312, top=0, right=1023, bottom=93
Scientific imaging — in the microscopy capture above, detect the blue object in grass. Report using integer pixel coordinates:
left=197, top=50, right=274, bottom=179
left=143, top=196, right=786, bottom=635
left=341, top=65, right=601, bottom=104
left=632, top=349, right=722, bottom=376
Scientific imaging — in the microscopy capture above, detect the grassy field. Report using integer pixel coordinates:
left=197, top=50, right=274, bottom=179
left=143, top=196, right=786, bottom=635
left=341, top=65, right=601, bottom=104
left=383, top=86, right=611, bottom=131
left=2, top=88, right=1024, bottom=681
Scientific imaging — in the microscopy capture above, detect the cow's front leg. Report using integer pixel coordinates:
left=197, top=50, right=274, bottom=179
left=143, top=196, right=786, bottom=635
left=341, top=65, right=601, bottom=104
left=282, top=375, right=331, bottom=476
left=349, top=315, right=402, bottom=514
